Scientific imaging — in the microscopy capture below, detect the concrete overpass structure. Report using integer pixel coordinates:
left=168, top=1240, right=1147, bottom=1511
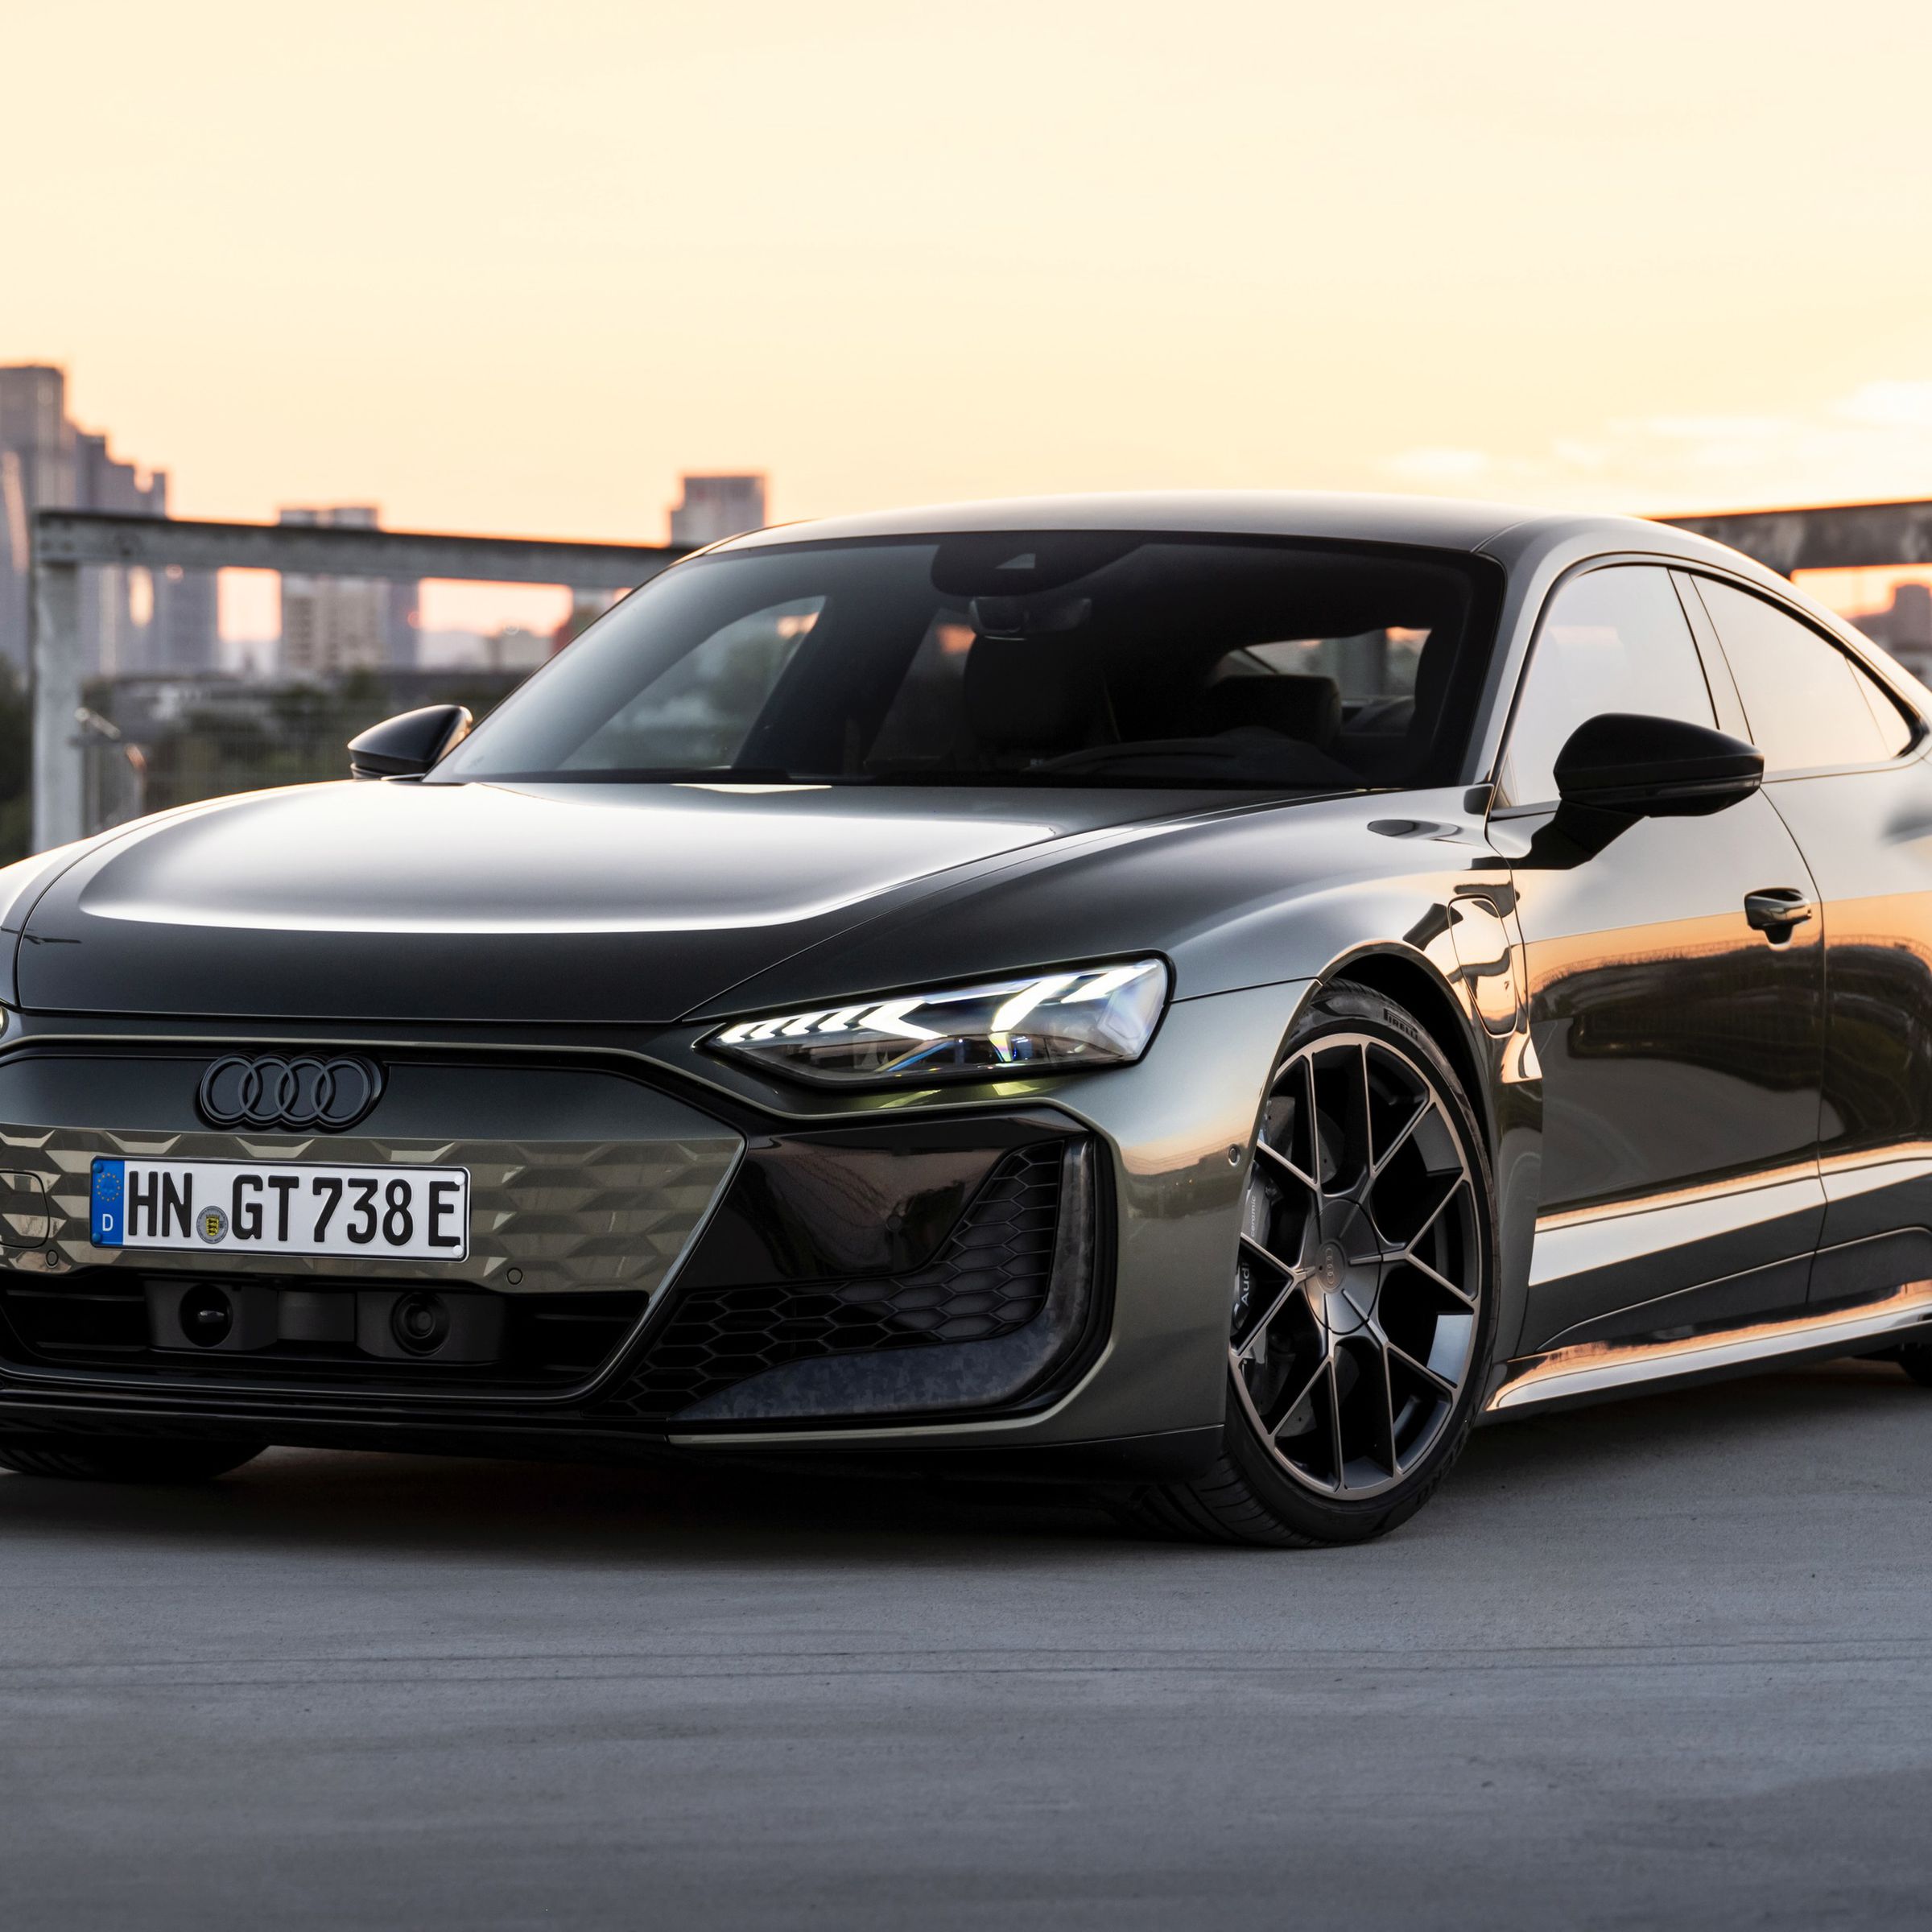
left=27, top=511, right=687, bottom=850
left=1661, top=496, right=1932, bottom=575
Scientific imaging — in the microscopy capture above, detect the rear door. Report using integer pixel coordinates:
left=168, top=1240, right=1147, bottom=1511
left=1489, top=562, right=1826, bottom=1355
left=1686, top=574, right=1932, bottom=1310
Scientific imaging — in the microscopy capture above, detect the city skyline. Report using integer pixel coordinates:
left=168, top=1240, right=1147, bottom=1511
left=0, top=364, right=218, bottom=675
left=19, top=349, right=1932, bottom=663
left=15, top=1, right=1932, bottom=556
left=3, top=360, right=759, bottom=658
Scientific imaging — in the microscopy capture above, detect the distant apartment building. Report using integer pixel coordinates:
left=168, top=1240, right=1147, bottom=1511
left=276, top=506, right=417, bottom=676
left=550, top=591, right=619, bottom=657
left=0, top=363, right=217, bottom=676
left=1856, top=581, right=1932, bottom=682
left=485, top=625, right=555, bottom=674
left=668, top=473, right=766, bottom=548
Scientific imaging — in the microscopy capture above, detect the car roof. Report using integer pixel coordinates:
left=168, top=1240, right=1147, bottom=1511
left=714, top=489, right=1732, bottom=565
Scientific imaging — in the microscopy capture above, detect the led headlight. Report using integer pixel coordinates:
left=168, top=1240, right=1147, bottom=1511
left=704, top=958, right=1169, bottom=1087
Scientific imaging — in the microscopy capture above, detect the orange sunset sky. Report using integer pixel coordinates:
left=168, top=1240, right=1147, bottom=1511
left=13, top=0, right=1932, bottom=629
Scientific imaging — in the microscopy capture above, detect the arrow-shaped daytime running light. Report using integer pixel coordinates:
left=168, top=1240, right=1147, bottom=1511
left=705, top=958, right=1168, bottom=1088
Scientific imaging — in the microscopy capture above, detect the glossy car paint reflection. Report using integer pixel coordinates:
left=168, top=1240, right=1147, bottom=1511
left=0, top=491, right=1930, bottom=1493
left=1759, top=757, right=1932, bottom=1300
left=1495, top=799, right=1826, bottom=1353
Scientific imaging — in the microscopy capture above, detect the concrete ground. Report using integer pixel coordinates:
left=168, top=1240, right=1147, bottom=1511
left=2, top=1359, right=1930, bottom=1930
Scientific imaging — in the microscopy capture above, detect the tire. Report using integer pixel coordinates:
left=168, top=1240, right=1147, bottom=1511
left=1898, top=1347, right=1932, bottom=1389
left=0, top=1435, right=266, bottom=1484
left=1113, top=982, right=1499, bottom=1548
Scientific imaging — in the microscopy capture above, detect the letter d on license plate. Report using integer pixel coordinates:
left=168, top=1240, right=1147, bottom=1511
left=90, top=1158, right=470, bottom=1261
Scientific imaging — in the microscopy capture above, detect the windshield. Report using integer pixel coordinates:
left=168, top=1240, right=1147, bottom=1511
left=435, top=531, right=1499, bottom=791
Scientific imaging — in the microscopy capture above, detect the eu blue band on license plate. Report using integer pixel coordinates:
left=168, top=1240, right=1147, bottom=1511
left=91, top=1158, right=126, bottom=1246
left=88, top=1156, right=470, bottom=1261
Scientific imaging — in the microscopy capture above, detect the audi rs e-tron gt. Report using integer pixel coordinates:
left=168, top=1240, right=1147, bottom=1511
left=2, top=493, right=1930, bottom=1546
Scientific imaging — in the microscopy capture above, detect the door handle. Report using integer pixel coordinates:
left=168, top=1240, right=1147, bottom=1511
left=1744, top=887, right=1814, bottom=936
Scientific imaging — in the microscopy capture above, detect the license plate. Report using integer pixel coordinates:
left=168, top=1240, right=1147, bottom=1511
left=89, top=1158, right=469, bottom=1261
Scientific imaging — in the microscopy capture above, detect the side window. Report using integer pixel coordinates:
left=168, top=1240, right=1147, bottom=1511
left=1851, top=656, right=1914, bottom=758
left=1499, top=565, right=1715, bottom=807
left=1694, top=580, right=1902, bottom=772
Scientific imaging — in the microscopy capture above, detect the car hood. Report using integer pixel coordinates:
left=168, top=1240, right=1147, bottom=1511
left=14, top=779, right=1228, bottom=1023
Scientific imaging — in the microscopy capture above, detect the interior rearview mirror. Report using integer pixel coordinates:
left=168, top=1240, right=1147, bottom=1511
left=347, top=704, right=474, bottom=781
left=1553, top=712, right=1763, bottom=818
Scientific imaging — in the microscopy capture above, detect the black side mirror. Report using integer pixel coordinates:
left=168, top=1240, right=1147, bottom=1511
left=1553, top=712, right=1762, bottom=818
left=347, top=704, right=473, bottom=781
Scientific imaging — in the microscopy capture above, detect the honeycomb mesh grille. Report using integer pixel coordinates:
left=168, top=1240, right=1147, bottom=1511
left=0, top=1123, right=737, bottom=1298
left=602, top=1141, right=1063, bottom=1418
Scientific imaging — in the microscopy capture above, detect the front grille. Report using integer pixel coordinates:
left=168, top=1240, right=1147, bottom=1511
left=0, top=1055, right=743, bottom=1299
left=0, top=1271, right=646, bottom=1393
left=602, top=1141, right=1063, bottom=1419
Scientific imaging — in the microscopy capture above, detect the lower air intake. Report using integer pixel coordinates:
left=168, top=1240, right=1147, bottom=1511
left=604, top=1141, right=1067, bottom=1419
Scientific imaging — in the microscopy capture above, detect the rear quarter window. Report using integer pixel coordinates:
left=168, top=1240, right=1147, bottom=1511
left=1693, top=580, right=1908, bottom=772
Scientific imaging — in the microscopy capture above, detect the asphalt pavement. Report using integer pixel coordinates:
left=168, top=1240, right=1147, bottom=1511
left=3, top=1357, right=1930, bottom=1930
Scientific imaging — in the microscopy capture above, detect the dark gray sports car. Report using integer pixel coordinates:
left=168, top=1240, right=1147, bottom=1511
left=2, top=492, right=1929, bottom=1545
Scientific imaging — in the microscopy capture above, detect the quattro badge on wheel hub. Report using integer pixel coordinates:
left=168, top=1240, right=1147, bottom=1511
left=197, top=1055, right=384, bottom=1133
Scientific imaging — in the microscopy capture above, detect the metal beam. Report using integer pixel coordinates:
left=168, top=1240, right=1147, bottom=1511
left=30, top=559, right=83, bottom=852
left=27, top=512, right=696, bottom=852
left=1661, top=498, right=1932, bottom=576
left=33, top=510, right=690, bottom=589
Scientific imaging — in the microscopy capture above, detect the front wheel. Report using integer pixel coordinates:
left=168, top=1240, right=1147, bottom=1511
left=1117, top=984, right=1498, bottom=1547
left=0, top=1436, right=266, bottom=1484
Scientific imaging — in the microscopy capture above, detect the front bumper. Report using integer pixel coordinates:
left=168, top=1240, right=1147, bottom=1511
left=0, top=982, right=1311, bottom=1472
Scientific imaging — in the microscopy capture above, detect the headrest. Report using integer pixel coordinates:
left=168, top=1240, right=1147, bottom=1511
left=964, top=634, right=1104, bottom=752
left=1194, top=674, right=1343, bottom=749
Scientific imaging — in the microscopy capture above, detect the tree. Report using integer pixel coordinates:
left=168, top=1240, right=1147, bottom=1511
left=0, top=661, right=32, bottom=862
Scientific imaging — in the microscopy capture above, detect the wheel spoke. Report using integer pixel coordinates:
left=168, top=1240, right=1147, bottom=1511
left=1234, top=1272, right=1307, bottom=1360
left=1403, top=1169, right=1469, bottom=1249
left=1387, top=1339, right=1457, bottom=1400
left=1402, top=1247, right=1478, bottom=1310
left=1377, top=1340, right=1402, bottom=1474
left=1368, top=1095, right=1431, bottom=1185
left=1353, top=1043, right=1376, bottom=1182
left=1255, top=1137, right=1318, bottom=1195
left=1301, top=1052, right=1323, bottom=1205
left=1326, top=1356, right=1346, bottom=1489
left=1346, top=1240, right=1405, bottom=1270
left=1267, top=1358, right=1327, bottom=1441
left=1237, top=1230, right=1297, bottom=1281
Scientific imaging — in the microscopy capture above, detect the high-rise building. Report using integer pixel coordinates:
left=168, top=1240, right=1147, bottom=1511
left=668, top=473, right=766, bottom=549
left=0, top=363, right=217, bottom=675
left=1856, top=581, right=1932, bottom=682
left=74, top=428, right=163, bottom=676
left=0, top=366, right=75, bottom=675
left=276, top=506, right=417, bottom=676
left=151, top=564, right=220, bottom=675
left=550, top=591, right=619, bottom=657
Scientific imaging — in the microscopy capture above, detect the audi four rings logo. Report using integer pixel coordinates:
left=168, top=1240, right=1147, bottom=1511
left=197, top=1055, right=384, bottom=1132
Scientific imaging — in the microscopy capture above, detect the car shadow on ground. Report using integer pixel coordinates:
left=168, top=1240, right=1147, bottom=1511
left=0, top=1355, right=1918, bottom=1567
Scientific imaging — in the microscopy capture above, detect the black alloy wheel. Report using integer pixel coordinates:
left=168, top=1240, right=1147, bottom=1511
left=1118, top=984, right=1496, bottom=1546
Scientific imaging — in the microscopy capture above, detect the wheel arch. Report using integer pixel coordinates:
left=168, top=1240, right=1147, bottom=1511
left=1321, top=947, right=1492, bottom=1152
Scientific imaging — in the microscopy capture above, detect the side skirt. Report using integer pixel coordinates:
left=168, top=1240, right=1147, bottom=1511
left=1482, top=1278, right=1932, bottom=1418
